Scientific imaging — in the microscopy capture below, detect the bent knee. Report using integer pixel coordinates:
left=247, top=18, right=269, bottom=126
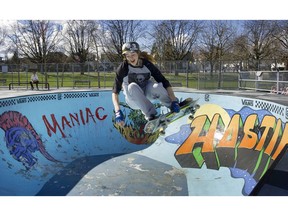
left=152, top=82, right=164, bottom=89
left=128, top=82, right=143, bottom=93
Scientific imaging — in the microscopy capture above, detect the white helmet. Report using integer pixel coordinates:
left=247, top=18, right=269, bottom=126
left=122, top=42, right=140, bottom=54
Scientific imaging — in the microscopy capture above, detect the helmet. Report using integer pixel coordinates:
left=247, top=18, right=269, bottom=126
left=122, top=42, right=140, bottom=54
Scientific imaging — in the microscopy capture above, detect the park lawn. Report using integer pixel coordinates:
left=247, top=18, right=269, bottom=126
left=0, top=71, right=239, bottom=90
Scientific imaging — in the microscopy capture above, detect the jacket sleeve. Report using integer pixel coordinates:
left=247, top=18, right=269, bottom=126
left=112, top=61, right=128, bottom=94
left=144, top=59, right=171, bottom=89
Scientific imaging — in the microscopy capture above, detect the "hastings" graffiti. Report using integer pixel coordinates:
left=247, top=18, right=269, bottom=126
left=175, top=113, right=288, bottom=181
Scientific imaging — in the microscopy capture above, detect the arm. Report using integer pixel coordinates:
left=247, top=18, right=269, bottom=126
left=112, top=62, right=127, bottom=126
left=112, top=92, right=121, bottom=112
left=167, top=86, right=180, bottom=112
left=112, top=92, right=125, bottom=127
left=166, top=86, right=178, bottom=102
left=112, top=62, right=127, bottom=95
left=145, top=60, right=171, bottom=89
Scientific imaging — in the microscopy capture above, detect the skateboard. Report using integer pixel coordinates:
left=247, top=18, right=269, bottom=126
left=144, top=98, right=199, bottom=135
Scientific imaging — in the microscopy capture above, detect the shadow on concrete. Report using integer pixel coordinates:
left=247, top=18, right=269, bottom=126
left=36, top=153, right=124, bottom=196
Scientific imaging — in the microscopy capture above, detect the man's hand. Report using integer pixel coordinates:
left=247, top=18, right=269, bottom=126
left=115, top=110, right=125, bottom=126
left=171, top=101, right=180, bottom=113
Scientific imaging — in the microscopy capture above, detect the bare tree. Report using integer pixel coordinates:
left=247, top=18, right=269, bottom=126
left=99, top=20, right=146, bottom=62
left=63, top=20, right=96, bottom=62
left=152, top=20, right=203, bottom=61
left=64, top=20, right=99, bottom=74
left=9, top=20, right=62, bottom=65
left=231, top=34, right=250, bottom=71
left=8, top=20, right=62, bottom=86
left=273, top=20, right=288, bottom=69
left=0, top=26, right=7, bottom=47
left=0, top=26, right=7, bottom=62
left=199, top=20, right=236, bottom=77
left=89, top=21, right=102, bottom=62
left=243, top=20, right=278, bottom=70
left=232, top=34, right=250, bottom=60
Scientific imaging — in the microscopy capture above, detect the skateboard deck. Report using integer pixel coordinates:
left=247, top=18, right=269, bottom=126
left=144, top=98, right=199, bottom=134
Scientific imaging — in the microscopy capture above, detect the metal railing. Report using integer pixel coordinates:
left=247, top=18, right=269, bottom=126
left=238, top=70, right=288, bottom=94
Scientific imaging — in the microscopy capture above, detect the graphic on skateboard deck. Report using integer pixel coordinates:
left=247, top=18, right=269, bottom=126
left=144, top=98, right=199, bottom=135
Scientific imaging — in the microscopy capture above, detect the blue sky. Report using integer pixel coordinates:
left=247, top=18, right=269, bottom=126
left=0, top=1, right=287, bottom=58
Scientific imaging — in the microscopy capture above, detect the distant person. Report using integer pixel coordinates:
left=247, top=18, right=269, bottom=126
left=271, top=85, right=277, bottom=94
left=30, top=71, right=39, bottom=90
left=282, top=86, right=288, bottom=95
left=112, top=41, right=180, bottom=127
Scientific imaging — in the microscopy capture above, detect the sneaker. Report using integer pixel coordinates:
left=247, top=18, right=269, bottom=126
left=179, top=98, right=192, bottom=107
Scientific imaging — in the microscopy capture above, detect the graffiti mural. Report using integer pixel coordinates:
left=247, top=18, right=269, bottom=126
left=112, top=102, right=160, bottom=144
left=165, top=103, right=288, bottom=195
left=1, top=90, right=287, bottom=196
left=0, top=111, right=60, bottom=170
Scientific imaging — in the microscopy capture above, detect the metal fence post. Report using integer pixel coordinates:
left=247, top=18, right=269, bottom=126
left=186, top=61, right=188, bottom=88
left=56, top=63, right=59, bottom=89
left=276, top=69, right=279, bottom=93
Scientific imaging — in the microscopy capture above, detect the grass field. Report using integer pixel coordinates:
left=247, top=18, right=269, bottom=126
left=0, top=70, right=240, bottom=90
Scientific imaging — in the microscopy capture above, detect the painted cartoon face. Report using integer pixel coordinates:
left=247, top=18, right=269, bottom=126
left=5, top=127, right=39, bottom=169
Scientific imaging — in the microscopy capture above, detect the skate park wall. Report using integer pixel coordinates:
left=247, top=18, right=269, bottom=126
left=0, top=90, right=287, bottom=195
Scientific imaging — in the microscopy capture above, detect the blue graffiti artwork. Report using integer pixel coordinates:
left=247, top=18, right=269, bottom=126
left=0, top=111, right=60, bottom=170
left=5, top=127, right=39, bottom=169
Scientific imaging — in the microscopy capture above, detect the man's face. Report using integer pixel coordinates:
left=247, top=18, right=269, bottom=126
left=124, top=52, right=139, bottom=65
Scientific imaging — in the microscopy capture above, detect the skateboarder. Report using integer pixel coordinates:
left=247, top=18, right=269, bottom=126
left=112, top=41, right=180, bottom=126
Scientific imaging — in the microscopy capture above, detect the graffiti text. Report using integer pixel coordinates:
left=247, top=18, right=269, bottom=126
left=175, top=113, right=288, bottom=181
left=42, top=107, right=108, bottom=138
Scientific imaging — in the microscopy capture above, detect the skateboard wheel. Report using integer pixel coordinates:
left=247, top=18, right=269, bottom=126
left=188, top=107, right=195, bottom=113
left=188, top=115, right=194, bottom=120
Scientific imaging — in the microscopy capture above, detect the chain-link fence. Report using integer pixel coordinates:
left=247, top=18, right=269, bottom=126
left=0, top=60, right=287, bottom=92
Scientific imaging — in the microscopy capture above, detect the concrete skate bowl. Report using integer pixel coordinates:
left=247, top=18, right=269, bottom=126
left=0, top=89, right=287, bottom=196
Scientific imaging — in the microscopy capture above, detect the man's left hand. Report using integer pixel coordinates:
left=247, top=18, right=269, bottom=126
left=171, top=101, right=180, bottom=113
